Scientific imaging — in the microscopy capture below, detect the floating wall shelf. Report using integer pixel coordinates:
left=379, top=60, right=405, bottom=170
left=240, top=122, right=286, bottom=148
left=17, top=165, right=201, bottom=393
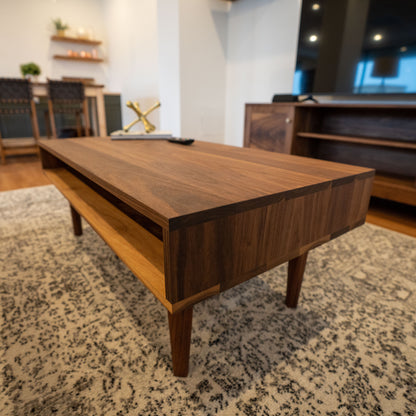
left=51, top=35, right=102, bottom=46
left=53, top=55, right=104, bottom=63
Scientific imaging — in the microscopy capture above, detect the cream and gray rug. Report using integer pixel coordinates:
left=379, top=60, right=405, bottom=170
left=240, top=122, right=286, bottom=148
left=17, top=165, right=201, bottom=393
left=0, top=185, right=415, bottom=415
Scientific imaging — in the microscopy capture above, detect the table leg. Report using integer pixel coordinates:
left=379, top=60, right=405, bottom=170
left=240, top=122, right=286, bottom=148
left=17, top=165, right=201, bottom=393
left=168, top=306, right=193, bottom=377
left=285, top=252, right=308, bottom=308
left=70, top=204, right=83, bottom=236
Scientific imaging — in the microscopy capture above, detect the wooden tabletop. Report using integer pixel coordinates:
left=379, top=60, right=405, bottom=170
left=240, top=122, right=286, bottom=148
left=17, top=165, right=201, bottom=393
left=39, top=137, right=374, bottom=229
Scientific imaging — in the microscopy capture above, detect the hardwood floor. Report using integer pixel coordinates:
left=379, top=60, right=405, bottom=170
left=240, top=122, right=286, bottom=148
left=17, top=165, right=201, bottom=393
left=0, top=154, right=50, bottom=191
left=1, top=155, right=415, bottom=238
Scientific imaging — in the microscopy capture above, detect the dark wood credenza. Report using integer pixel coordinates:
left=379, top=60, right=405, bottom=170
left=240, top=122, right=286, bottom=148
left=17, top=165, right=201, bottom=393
left=244, top=103, right=416, bottom=206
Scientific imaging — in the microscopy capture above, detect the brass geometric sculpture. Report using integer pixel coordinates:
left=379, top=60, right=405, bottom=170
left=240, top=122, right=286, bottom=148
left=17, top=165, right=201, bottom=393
left=123, top=101, right=161, bottom=134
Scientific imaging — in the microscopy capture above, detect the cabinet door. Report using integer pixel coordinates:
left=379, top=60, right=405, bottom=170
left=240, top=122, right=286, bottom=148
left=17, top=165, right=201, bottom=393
left=104, top=94, right=122, bottom=135
left=244, top=104, right=295, bottom=154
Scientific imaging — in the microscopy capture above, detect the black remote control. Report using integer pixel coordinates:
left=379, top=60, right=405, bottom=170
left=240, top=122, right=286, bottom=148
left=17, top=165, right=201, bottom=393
left=168, top=137, right=194, bottom=145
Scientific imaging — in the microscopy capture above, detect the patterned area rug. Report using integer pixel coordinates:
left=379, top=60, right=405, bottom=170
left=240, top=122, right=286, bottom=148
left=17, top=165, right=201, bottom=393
left=0, top=185, right=415, bottom=416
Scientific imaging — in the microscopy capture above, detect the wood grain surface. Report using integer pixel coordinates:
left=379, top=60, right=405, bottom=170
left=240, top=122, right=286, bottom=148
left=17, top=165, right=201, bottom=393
left=39, top=138, right=373, bottom=230
left=164, top=173, right=373, bottom=302
left=244, top=104, right=296, bottom=153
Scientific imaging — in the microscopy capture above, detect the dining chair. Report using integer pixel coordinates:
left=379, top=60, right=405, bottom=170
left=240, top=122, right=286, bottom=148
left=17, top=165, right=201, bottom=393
left=0, top=78, right=40, bottom=164
left=45, top=80, right=90, bottom=139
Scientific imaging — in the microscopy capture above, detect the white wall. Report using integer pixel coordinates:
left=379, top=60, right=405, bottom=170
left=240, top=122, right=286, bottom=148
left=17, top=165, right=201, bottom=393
left=103, top=0, right=160, bottom=130
left=0, top=0, right=107, bottom=84
left=225, top=0, right=302, bottom=146
left=115, top=0, right=230, bottom=141
left=157, top=0, right=181, bottom=136
left=178, top=0, right=229, bottom=143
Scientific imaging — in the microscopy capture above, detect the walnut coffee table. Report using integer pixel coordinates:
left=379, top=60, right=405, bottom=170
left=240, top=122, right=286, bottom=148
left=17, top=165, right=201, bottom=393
left=39, top=137, right=374, bottom=376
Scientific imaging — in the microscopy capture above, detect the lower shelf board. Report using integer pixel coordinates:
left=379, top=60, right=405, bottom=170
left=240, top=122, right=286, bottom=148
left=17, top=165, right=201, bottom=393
left=297, top=132, right=416, bottom=150
left=44, top=167, right=167, bottom=305
left=43, top=167, right=221, bottom=313
left=372, top=173, right=416, bottom=206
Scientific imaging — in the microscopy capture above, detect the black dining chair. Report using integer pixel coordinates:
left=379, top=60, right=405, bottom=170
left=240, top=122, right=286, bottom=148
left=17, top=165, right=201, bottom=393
left=45, top=80, right=90, bottom=139
left=0, top=78, right=40, bottom=164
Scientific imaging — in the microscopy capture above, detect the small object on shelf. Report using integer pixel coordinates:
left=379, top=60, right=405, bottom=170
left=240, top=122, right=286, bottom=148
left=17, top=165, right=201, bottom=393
left=80, top=51, right=86, bottom=58
left=77, top=27, right=87, bottom=39
left=52, top=17, right=69, bottom=37
left=91, top=49, right=98, bottom=58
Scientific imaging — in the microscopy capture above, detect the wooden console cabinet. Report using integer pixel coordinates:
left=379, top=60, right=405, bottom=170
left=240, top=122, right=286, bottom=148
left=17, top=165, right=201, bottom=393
left=244, top=103, right=416, bottom=206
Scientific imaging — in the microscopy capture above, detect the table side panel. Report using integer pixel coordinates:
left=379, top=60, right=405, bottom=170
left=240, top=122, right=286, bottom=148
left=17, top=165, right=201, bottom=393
left=164, top=174, right=374, bottom=302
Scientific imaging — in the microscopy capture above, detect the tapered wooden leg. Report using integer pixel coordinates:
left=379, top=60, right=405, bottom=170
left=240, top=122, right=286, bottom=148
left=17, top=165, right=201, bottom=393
left=168, top=306, right=193, bottom=377
left=70, top=204, right=83, bottom=236
left=285, top=252, right=308, bottom=308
